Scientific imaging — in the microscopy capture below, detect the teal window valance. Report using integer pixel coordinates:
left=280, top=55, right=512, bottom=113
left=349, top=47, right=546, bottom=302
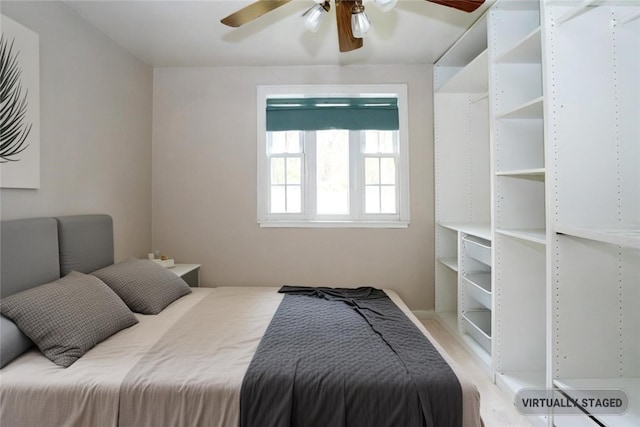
left=266, top=97, right=399, bottom=132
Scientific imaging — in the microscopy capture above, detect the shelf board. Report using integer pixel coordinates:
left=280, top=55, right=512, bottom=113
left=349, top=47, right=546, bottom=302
left=470, top=92, right=489, bottom=104
left=495, top=228, right=547, bottom=245
left=497, top=96, right=544, bottom=119
left=496, top=168, right=545, bottom=181
left=437, top=50, right=489, bottom=94
left=435, top=12, right=488, bottom=67
left=495, top=27, right=542, bottom=64
left=555, top=224, right=640, bottom=249
left=438, top=222, right=492, bottom=241
left=464, top=272, right=491, bottom=293
left=554, top=377, right=640, bottom=427
left=614, top=10, right=640, bottom=27
left=555, top=0, right=599, bottom=24
left=437, top=257, right=459, bottom=272
left=496, top=370, right=546, bottom=400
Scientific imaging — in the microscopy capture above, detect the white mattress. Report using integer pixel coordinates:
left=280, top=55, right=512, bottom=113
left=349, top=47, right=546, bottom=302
left=0, top=287, right=483, bottom=427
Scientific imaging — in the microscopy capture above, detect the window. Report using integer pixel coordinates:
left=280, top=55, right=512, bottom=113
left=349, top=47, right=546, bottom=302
left=257, top=85, right=410, bottom=228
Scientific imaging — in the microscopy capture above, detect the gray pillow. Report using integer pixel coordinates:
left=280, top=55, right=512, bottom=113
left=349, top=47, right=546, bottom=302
left=0, top=271, right=138, bottom=368
left=91, top=258, right=191, bottom=315
left=0, top=315, right=33, bottom=368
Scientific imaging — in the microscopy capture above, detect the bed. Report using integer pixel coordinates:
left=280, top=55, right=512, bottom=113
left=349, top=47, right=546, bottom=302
left=0, top=214, right=484, bottom=427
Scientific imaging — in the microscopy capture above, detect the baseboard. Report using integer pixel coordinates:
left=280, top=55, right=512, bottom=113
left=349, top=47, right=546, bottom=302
left=411, top=310, right=435, bottom=320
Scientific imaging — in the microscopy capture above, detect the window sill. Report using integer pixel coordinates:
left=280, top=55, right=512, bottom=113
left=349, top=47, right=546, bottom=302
left=259, top=220, right=409, bottom=229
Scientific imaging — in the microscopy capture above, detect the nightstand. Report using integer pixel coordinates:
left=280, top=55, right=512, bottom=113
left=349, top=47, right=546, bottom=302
left=171, top=264, right=200, bottom=287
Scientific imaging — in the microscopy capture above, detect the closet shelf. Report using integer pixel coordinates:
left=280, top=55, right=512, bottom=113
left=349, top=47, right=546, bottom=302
left=495, top=228, right=547, bottom=245
left=614, top=10, right=640, bottom=27
left=495, top=27, right=542, bottom=64
left=496, top=370, right=546, bottom=400
left=438, top=223, right=492, bottom=241
left=554, top=377, right=640, bottom=427
left=436, top=50, right=488, bottom=94
left=495, top=168, right=545, bottom=180
left=437, top=257, right=459, bottom=272
left=555, top=224, right=640, bottom=249
left=554, top=0, right=599, bottom=25
left=435, top=12, right=488, bottom=67
left=496, top=96, right=544, bottom=119
left=470, top=92, right=489, bottom=104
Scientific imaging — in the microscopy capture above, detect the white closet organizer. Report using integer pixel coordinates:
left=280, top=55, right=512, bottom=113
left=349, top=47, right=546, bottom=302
left=435, top=2, right=638, bottom=425
left=434, top=11, right=493, bottom=376
left=489, top=5, right=548, bottom=425
left=545, top=2, right=640, bottom=427
left=436, top=223, right=493, bottom=375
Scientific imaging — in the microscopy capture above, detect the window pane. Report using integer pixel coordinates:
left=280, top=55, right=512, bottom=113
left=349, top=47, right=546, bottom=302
left=364, top=130, right=396, bottom=154
left=380, top=158, right=396, bottom=184
left=286, top=134, right=301, bottom=153
left=271, top=158, right=285, bottom=185
left=378, top=131, right=395, bottom=153
left=287, top=157, right=301, bottom=184
left=316, top=130, right=349, bottom=214
left=270, top=131, right=301, bottom=154
left=381, top=186, right=396, bottom=214
left=271, top=185, right=286, bottom=213
left=270, top=132, right=286, bottom=154
left=365, top=157, right=380, bottom=185
left=286, top=185, right=301, bottom=213
left=363, top=131, right=379, bottom=153
left=365, top=186, right=380, bottom=214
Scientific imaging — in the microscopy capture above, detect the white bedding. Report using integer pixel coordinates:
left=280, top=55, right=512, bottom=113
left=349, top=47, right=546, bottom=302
left=0, top=287, right=483, bottom=427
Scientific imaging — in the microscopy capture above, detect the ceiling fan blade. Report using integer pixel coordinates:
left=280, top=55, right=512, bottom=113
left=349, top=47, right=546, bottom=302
left=336, top=0, right=363, bottom=52
left=221, top=0, right=293, bottom=27
left=426, top=0, right=485, bottom=13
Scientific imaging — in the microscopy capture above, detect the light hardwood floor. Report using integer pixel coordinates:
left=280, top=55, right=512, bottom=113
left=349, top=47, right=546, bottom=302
left=421, top=319, right=535, bottom=427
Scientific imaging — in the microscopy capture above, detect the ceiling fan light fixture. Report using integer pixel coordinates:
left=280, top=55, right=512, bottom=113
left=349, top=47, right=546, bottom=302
left=303, top=1, right=330, bottom=33
left=372, top=0, right=398, bottom=12
left=350, top=3, right=370, bottom=38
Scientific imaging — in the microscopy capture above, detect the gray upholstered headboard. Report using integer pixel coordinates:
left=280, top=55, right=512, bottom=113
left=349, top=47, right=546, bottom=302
left=0, top=217, right=61, bottom=299
left=56, top=214, right=114, bottom=276
left=0, top=217, right=61, bottom=366
left=0, top=214, right=115, bottom=367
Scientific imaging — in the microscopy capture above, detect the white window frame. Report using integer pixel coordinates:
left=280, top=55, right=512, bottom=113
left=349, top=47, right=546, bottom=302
left=257, top=84, right=410, bottom=228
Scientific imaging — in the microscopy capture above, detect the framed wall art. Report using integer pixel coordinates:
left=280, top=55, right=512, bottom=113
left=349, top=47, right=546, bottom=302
left=1, top=14, right=40, bottom=189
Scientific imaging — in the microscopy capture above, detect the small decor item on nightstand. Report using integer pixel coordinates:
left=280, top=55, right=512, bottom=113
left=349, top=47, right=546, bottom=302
left=152, top=258, right=175, bottom=268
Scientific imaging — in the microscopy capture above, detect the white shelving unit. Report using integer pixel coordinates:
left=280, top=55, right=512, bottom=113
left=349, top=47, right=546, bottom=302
left=436, top=223, right=493, bottom=375
left=545, top=1, right=640, bottom=426
left=434, top=10, right=494, bottom=376
left=489, top=5, right=547, bottom=425
left=434, top=2, right=639, bottom=426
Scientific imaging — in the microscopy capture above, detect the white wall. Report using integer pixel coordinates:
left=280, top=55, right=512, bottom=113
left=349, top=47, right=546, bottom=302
left=152, top=65, right=435, bottom=310
left=0, top=1, right=153, bottom=261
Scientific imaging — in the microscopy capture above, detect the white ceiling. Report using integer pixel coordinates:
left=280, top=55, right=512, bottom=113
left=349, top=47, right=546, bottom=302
left=63, top=0, right=492, bottom=67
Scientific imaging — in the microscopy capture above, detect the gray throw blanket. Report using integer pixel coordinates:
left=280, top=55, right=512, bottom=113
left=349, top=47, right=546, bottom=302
left=240, top=286, right=462, bottom=427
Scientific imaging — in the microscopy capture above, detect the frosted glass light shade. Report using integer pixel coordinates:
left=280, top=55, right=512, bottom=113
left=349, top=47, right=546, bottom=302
left=304, top=4, right=327, bottom=33
left=373, top=0, right=398, bottom=12
left=351, top=9, right=370, bottom=38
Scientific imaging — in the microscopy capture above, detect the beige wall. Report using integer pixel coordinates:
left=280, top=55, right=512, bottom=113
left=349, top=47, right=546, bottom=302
left=0, top=1, right=153, bottom=261
left=152, top=65, right=435, bottom=310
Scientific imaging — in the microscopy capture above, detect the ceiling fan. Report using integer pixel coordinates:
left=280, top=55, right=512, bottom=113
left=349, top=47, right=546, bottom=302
left=221, top=0, right=485, bottom=53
